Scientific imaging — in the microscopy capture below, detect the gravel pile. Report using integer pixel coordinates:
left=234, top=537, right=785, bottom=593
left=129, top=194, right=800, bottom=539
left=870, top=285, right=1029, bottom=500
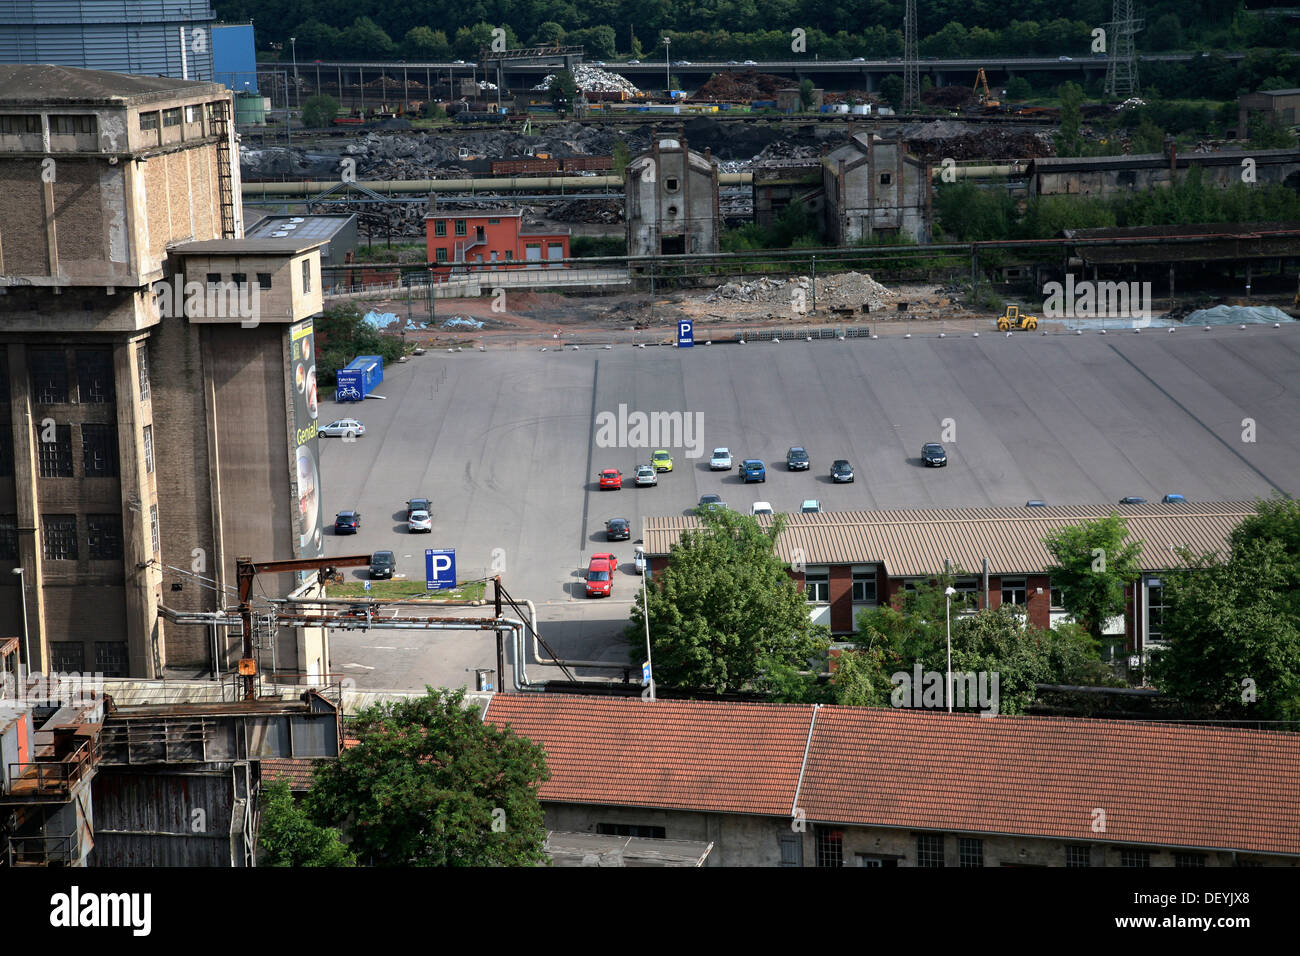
left=533, top=65, right=642, bottom=95
left=549, top=199, right=623, bottom=223
left=704, top=272, right=894, bottom=311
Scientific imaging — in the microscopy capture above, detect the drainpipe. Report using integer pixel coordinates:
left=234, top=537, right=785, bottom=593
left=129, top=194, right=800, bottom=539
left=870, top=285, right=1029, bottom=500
left=982, top=557, right=990, bottom=609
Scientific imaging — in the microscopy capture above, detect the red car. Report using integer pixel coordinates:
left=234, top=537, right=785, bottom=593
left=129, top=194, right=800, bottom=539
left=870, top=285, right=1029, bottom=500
left=598, top=469, right=623, bottom=490
left=586, top=553, right=618, bottom=597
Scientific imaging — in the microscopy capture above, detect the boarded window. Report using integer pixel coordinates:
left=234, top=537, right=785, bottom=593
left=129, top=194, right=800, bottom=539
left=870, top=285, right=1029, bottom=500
left=42, top=515, right=79, bottom=560
left=81, top=423, right=119, bottom=478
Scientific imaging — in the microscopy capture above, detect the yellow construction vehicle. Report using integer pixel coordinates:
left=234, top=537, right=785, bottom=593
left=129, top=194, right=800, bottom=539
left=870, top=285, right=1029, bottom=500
left=973, top=69, right=1000, bottom=109
left=997, top=305, right=1038, bottom=331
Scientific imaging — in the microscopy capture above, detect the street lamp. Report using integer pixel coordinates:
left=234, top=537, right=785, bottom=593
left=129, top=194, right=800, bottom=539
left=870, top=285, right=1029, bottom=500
left=290, top=37, right=299, bottom=110
left=12, top=567, right=30, bottom=678
left=944, top=586, right=956, bottom=712
left=663, top=37, right=671, bottom=97
left=641, top=559, right=655, bottom=701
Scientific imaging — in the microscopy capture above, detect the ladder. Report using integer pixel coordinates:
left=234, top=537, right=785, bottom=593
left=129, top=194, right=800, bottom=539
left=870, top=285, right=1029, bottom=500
left=212, top=101, right=236, bottom=238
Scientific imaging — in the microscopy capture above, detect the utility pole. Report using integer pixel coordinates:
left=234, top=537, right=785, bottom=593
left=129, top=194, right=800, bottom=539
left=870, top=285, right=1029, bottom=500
left=1104, top=0, right=1144, bottom=98
left=903, top=0, right=920, bottom=113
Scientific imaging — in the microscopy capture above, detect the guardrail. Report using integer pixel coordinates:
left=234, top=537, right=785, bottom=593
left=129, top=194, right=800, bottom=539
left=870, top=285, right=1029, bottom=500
left=3, top=736, right=98, bottom=801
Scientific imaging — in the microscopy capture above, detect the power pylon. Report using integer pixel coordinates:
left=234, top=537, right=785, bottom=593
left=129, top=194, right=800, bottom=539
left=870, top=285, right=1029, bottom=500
left=903, top=0, right=919, bottom=112
left=1104, top=0, right=1144, bottom=98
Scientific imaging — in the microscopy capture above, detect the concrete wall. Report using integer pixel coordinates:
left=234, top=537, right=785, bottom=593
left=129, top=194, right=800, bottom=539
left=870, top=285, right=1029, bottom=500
left=822, top=138, right=930, bottom=244
left=625, top=141, right=720, bottom=257
left=1033, top=154, right=1300, bottom=198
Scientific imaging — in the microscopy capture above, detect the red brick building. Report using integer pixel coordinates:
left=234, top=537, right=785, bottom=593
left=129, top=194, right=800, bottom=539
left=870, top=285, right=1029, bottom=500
left=644, top=501, right=1256, bottom=658
left=423, top=210, right=569, bottom=276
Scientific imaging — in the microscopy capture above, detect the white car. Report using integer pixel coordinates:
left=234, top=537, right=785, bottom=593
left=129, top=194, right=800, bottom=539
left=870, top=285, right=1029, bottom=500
left=408, top=510, right=432, bottom=533
left=744, top=59, right=758, bottom=65
left=710, top=447, right=732, bottom=470
left=634, top=464, right=658, bottom=487
left=321, top=419, right=365, bottom=437
left=634, top=545, right=648, bottom=575
left=750, top=501, right=774, bottom=516
left=801, top=499, right=822, bottom=514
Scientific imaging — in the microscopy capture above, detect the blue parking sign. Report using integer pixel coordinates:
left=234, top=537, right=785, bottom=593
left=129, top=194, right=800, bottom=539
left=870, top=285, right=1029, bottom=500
left=677, top=320, right=694, bottom=347
left=425, top=549, right=457, bottom=591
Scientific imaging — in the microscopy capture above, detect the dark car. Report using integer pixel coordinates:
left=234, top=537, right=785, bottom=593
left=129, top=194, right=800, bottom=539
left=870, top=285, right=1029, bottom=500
left=830, top=459, right=854, bottom=483
left=1025, top=500, right=1048, bottom=508
left=406, top=497, right=432, bottom=519
left=921, top=443, right=947, bottom=467
left=370, top=550, right=395, bottom=579
left=334, top=510, right=361, bottom=534
left=606, top=517, right=631, bottom=541
left=786, top=446, right=810, bottom=470
left=1119, top=496, right=1147, bottom=505
left=1162, top=493, right=1187, bottom=504
left=741, top=459, right=766, bottom=483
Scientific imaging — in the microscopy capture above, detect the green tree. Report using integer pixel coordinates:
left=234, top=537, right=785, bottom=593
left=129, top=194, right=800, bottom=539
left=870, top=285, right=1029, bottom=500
left=612, top=139, right=631, bottom=179
left=531, top=21, right=565, bottom=46
left=1130, top=115, right=1165, bottom=153
left=258, top=780, right=355, bottom=867
left=315, top=304, right=405, bottom=385
left=798, top=77, right=815, bottom=111
left=1043, top=513, right=1143, bottom=648
left=403, top=26, right=451, bottom=60
left=628, top=508, right=830, bottom=693
left=1006, top=76, right=1032, bottom=101
left=308, top=689, right=550, bottom=866
left=549, top=69, right=579, bottom=115
left=1248, top=112, right=1298, bottom=149
left=1054, top=81, right=1085, bottom=155
left=878, top=74, right=904, bottom=110
left=300, top=94, right=340, bottom=129
left=340, top=17, right=396, bottom=59
left=1146, top=13, right=1184, bottom=51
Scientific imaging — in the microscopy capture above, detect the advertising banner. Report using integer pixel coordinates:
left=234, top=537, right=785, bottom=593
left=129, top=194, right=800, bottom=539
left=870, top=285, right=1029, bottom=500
left=290, top=320, right=323, bottom=563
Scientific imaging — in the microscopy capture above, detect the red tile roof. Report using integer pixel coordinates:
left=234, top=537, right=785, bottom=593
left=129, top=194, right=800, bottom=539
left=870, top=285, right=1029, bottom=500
left=484, top=694, right=813, bottom=816
left=260, top=758, right=320, bottom=791
left=484, top=695, right=1300, bottom=856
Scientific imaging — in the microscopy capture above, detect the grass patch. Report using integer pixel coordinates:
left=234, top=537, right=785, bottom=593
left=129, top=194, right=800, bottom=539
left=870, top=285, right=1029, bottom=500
left=330, top=579, right=487, bottom=602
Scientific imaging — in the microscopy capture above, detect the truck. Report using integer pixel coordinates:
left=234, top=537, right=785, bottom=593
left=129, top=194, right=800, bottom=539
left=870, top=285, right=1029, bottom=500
left=336, top=355, right=383, bottom=402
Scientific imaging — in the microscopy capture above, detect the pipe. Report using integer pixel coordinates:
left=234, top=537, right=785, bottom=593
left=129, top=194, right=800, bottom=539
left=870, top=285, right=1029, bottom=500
left=241, top=171, right=753, bottom=197
left=530, top=597, right=633, bottom=669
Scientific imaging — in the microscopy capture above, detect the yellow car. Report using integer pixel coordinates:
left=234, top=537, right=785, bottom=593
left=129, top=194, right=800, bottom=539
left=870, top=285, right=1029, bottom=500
left=651, top=449, right=674, bottom=473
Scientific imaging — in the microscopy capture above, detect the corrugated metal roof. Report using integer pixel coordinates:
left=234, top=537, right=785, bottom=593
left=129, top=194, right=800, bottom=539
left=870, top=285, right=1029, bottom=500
left=643, top=501, right=1256, bottom=576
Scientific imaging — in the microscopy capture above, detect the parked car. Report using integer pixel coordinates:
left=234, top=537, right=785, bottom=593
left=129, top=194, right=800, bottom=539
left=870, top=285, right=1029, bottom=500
left=1119, top=496, right=1147, bottom=505
left=1058, top=55, right=1073, bottom=61
left=786, top=446, right=810, bottom=470
left=830, top=459, right=854, bottom=483
left=626, top=59, right=641, bottom=65
left=406, top=497, right=432, bottom=519
left=801, top=499, right=821, bottom=514
left=408, top=509, right=432, bottom=533
left=586, top=553, right=617, bottom=597
left=370, top=550, right=395, bottom=579
left=698, top=494, right=726, bottom=512
left=1025, top=500, right=1048, bottom=508
left=334, top=510, right=361, bottom=534
left=634, top=464, right=658, bottom=487
left=741, top=459, right=766, bottom=482
left=750, top=501, right=774, bottom=516
left=634, top=545, right=648, bottom=575
left=321, top=419, right=365, bottom=437
left=744, top=59, right=758, bottom=65
left=674, top=60, right=692, bottom=66
left=921, top=442, right=948, bottom=467
left=652, top=449, right=674, bottom=472
left=606, top=517, right=631, bottom=541
left=710, top=447, right=733, bottom=470
left=1162, top=493, right=1187, bottom=504
left=599, top=468, right=623, bottom=490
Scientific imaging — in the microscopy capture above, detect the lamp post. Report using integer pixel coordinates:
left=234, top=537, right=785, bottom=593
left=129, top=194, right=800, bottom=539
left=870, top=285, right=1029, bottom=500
left=12, top=567, right=30, bottom=679
left=663, top=37, right=671, bottom=97
left=290, top=37, right=299, bottom=110
left=641, top=561, right=655, bottom=701
left=944, top=586, right=956, bottom=712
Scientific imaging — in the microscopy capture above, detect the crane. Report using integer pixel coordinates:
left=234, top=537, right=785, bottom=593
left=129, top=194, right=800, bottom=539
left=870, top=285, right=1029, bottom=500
left=973, top=68, right=1000, bottom=109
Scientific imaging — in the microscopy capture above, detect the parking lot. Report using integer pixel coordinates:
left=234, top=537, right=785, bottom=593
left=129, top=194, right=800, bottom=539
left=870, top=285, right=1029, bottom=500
left=321, top=326, right=1300, bottom=690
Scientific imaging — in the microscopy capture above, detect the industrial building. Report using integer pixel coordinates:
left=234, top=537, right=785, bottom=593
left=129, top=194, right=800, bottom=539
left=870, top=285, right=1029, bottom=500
left=1237, top=88, right=1300, bottom=139
left=245, top=213, right=358, bottom=291
left=0, top=65, right=329, bottom=682
left=625, top=138, right=721, bottom=257
left=751, top=159, right=824, bottom=229
left=423, top=210, right=570, bottom=275
left=0, top=0, right=218, bottom=81
left=642, top=501, right=1257, bottom=658
left=1030, top=145, right=1300, bottom=198
left=821, top=132, right=932, bottom=244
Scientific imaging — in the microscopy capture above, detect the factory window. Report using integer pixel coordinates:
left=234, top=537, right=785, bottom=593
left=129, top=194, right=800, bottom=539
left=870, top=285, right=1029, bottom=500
left=1175, top=852, right=1207, bottom=867
left=1120, top=849, right=1152, bottom=867
left=959, top=838, right=984, bottom=868
left=185, top=106, right=198, bottom=124
left=596, top=823, right=666, bottom=839
left=0, top=427, right=12, bottom=477
left=879, top=172, right=892, bottom=185
left=149, top=504, right=159, bottom=555
left=76, top=349, right=115, bottom=404
left=0, top=516, right=16, bottom=561
left=206, top=273, right=223, bottom=287
left=815, top=827, right=843, bottom=867
left=30, top=349, right=69, bottom=404
left=136, top=345, right=150, bottom=402
left=454, top=219, right=467, bottom=236
left=916, top=833, right=945, bottom=867
left=163, top=108, right=182, bottom=128
left=434, top=220, right=446, bottom=237
left=1065, top=845, right=1093, bottom=867
left=95, top=642, right=128, bottom=678
left=51, top=115, right=95, bottom=136
left=301, top=259, right=311, bottom=294
left=256, top=273, right=272, bottom=290
left=38, top=425, right=73, bottom=478
left=41, top=515, right=79, bottom=561
left=665, top=176, right=679, bottom=192
left=488, top=218, right=500, bottom=225
left=143, top=424, right=154, bottom=474
left=804, top=566, right=829, bottom=603
left=1001, top=578, right=1027, bottom=606
left=1147, top=580, right=1168, bottom=645
left=0, top=114, right=41, bottom=135
left=87, top=514, right=123, bottom=560
left=1050, top=586, right=1065, bottom=610
left=851, top=565, right=878, bottom=604
left=435, top=248, right=448, bottom=262
left=231, top=272, right=247, bottom=286
left=504, top=250, right=513, bottom=260
left=50, top=642, right=85, bottom=673
left=81, top=424, right=119, bottom=478
left=139, top=112, right=159, bottom=132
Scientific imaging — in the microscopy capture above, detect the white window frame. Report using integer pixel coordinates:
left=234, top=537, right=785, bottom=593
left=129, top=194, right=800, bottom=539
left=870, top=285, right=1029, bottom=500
left=1001, top=577, right=1027, bottom=606
left=804, top=566, right=830, bottom=604
left=851, top=564, right=878, bottom=605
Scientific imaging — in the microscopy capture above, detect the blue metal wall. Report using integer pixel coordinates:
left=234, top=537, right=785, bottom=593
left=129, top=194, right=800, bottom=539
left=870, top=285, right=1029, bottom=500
left=213, top=22, right=257, bottom=93
left=0, top=1, right=217, bottom=81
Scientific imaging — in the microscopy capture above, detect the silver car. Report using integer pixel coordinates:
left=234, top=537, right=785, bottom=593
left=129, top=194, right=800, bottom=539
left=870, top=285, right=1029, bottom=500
left=710, top=447, right=732, bottom=470
left=635, top=464, right=658, bottom=487
left=408, top=510, right=432, bottom=533
left=320, top=419, right=365, bottom=437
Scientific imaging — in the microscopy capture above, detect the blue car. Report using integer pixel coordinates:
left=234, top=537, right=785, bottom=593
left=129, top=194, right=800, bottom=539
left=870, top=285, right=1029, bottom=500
left=741, top=459, right=766, bottom=483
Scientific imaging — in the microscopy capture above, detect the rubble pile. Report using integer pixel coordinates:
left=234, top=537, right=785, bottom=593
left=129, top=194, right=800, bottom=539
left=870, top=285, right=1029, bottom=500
left=922, top=85, right=974, bottom=109
left=752, top=141, right=821, bottom=162
left=692, top=70, right=790, bottom=101
left=533, top=64, right=642, bottom=95
left=548, top=199, right=623, bottom=224
left=704, top=272, right=894, bottom=312
left=900, top=121, right=1054, bottom=161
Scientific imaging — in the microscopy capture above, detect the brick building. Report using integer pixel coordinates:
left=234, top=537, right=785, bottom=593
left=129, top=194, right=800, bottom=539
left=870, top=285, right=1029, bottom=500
left=643, top=501, right=1256, bottom=657
left=821, top=132, right=931, bottom=244
left=625, top=138, right=721, bottom=256
left=423, top=210, right=569, bottom=276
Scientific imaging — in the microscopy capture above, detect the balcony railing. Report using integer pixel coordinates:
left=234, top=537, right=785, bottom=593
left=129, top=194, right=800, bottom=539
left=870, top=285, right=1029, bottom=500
left=2, top=735, right=99, bottom=803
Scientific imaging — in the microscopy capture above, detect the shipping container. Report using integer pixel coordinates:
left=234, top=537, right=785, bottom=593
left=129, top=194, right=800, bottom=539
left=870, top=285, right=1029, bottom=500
left=337, top=355, right=383, bottom=402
